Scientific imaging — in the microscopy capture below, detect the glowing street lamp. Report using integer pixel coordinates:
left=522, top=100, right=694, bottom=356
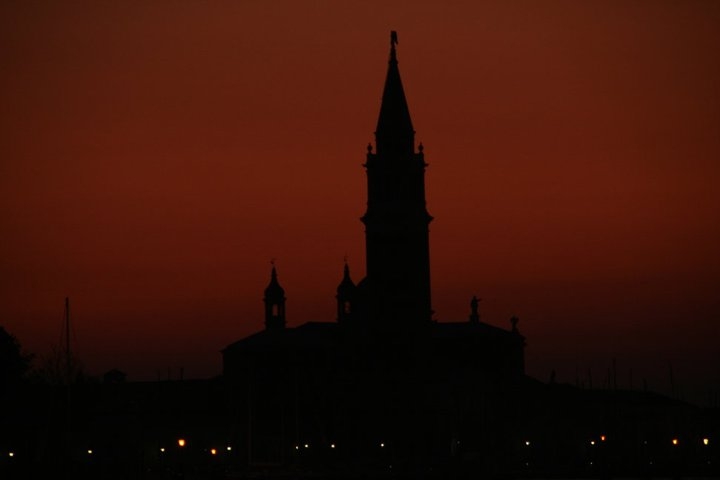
left=672, top=438, right=679, bottom=446
left=703, top=438, right=709, bottom=446
left=210, top=448, right=217, bottom=456
left=178, top=438, right=186, bottom=448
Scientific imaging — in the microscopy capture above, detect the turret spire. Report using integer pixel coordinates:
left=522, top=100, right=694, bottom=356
left=336, top=261, right=357, bottom=323
left=264, top=264, right=286, bottom=330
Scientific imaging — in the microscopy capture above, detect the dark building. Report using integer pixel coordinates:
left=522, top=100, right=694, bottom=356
left=222, top=32, right=526, bottom=474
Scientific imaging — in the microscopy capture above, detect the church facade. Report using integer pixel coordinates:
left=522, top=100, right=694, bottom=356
left=222, top=33, right=526, bottom=472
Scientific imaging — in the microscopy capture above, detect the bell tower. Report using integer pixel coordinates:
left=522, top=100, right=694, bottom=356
left=361, top=32, right=433, bottom=330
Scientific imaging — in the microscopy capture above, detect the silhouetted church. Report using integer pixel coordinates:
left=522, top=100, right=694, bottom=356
left=222, top=33, right=526, bottom=471
left=2, top=33, right=715, bottom=480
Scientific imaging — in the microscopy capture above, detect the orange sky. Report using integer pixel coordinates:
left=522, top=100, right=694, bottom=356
left=1, top=1, right=718, bottom=402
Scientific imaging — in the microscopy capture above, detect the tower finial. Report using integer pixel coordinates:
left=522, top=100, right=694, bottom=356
left=390, top=31, right=398, bottom=62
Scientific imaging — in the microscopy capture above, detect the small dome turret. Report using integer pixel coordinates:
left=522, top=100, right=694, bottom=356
left=264, top=265, right=286, bottom=330
left=336, top=262, right=357, bottom=323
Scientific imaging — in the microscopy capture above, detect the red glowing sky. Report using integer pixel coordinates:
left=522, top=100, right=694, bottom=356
left=1, top=1, right=718, bottom=401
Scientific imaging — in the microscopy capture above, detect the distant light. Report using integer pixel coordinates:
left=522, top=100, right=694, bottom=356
left=672, top=438, right=679, bottom=446
left=380, top=443, right=385, bottom=448
left=525, top=441, right=531, bottom=446
left=304, top=444, right=309, bottom=449
left=600, top=435, right=606, bottom=442
left=330, top=444, right=336, bottom=449
left=703, top=438, right=709, bottom=446
left=87, top=449, right=93, bottom=455
left=210, top=448, right=217, bottom=455
left=8, top=452, right=14, bottom=457
left=178, top=439, right=186, bottom=448
left=227, top=446, right=232, bottom=451
left=295, top=445, right=299, bottom=450
left=160, top=448, right=165, bottom=453
left=590, top=440, right=595, bottom=446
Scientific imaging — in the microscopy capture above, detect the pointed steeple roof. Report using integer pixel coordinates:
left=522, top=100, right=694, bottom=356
left=337, top=261, right=356, bottom=294
left=375, top=31, right=415, bottom=155
left=264, top=265, right=285, bottom=300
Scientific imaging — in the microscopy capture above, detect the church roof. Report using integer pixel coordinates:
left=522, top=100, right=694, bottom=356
left=223, top=319, right=520, bottom=354
left=432, top=321, right=523, bottom=341
left=223, top=322, right=339, bottom=353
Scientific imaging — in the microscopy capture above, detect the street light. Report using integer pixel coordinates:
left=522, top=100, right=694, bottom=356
left=178, top=438, right=186, bottom=448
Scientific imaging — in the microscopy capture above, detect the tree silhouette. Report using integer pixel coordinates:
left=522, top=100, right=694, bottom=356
left=0, top=326, right=33, bottom=392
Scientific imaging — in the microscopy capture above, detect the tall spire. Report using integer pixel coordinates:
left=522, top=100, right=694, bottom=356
left=361, top=32, right=433, bottom=330
left=375, top=30, right=414, bottom=156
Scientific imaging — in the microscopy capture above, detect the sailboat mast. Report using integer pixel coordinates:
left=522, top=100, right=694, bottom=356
left=65, top=296, right=71, bottom=382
